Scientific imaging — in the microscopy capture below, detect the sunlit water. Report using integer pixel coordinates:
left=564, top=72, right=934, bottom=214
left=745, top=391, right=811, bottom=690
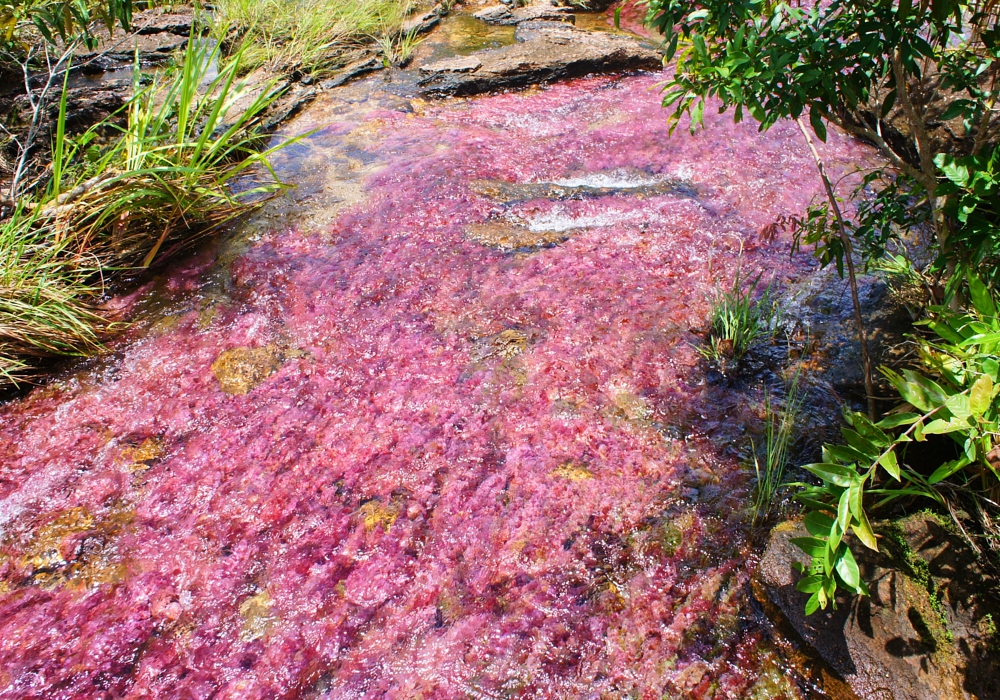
left=0, top=53, right=872, bottom=699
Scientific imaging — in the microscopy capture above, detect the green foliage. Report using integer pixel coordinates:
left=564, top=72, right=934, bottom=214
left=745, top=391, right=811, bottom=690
left=788, top=273, right=1000, bottom=613
left=0, top=202, right=110, bottom=386
left=377, top=26, right=424, bottom=68
left=751, top=375, right=802, bottom=525
left=0, top=30, right=296, bottom=386
left=645, top=0, right=1000, bottom=292
left=698, top=269, right=780, bottom=369
left=211, top=0, right=413, bottom=76
left=44, top=33, right=289, bottom=268
left=1, top=0, right=131, bottom=50
left=936, top=144, right=1000, bottom=293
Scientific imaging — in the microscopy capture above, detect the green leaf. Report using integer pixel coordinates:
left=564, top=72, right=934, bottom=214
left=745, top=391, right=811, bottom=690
left=970, top=374, right=994, bottom=416
left=804, top=591, right=821, bottom=615
left=803, top=462, right=856, bottom=487
left=797, top=574, right=825, bottom=594
left=842, top=429, right=879, bottom=457
left=969, top=274, right=997, bottom=318
left=876, top=412, right=921, bottom=429
left=852, top=507, right=879, bottom=551
left=834, top=489, right=851, bottom=549
left=790, top=536, right=828, bottom=558
left=923, top=418, right=967, bottom=435
left=928, top=457, right=971, bottom=484
left=877, top=449, right=901, bottom=480
left=809, top=105, right=827, bottom=142
left=835, top=545, right=862, bottom=590
left=805, top=510, right=836, bottom=537
left=824, top=444, right=867, bottom=464
left=983, top=359, right=999, bottom=381
left=944, top=392, right=972, bottom=420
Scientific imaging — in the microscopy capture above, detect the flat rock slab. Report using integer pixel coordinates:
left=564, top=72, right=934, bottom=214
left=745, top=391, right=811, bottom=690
left=418, top=24, right=661, bottom=96
left=76, top=7, right=197, bottom=63
left=473, top=3, right=575, bottom=25
left=758, top=516, right=1000, bottom=700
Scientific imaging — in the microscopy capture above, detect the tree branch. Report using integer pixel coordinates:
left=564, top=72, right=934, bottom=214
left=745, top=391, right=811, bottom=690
left=797, top=117, right=877, bottom=420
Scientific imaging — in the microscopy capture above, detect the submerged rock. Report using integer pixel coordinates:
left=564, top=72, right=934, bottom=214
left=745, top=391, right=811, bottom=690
left=210, top=345, right=285, bottom=395
left=465, top=220, right=571, bottom=252
left=418, top=23, right=661, bottom=96
left=758, top=516, right=1000, bottom=700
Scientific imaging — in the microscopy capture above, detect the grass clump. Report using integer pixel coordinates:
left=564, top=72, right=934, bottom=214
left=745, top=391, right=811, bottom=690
left=0, top=204, right=109, bottom=383
left=699, top=269, right=780, bottom=369
left=751, top=376, right=802, bottom=525
left=0, top=32, right=293, bottom=388
left=43, top=36, right=288, bottom=269
left=212, top=0, right=415, bottom=76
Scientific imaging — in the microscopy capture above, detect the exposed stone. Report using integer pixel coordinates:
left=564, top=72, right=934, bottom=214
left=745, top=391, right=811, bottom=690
left=473, top=2, right=575, bottom=26
left=559, top=0, right=616, bottom=8
left=757, top=516, right=1000, bottom=700
left=211, top=345, right=285, bottom=395
left=321, top=55, right=384, bottom=89
left=470, top=328, right=536, bottom=362
left=469, top=172, right=697, bottom=203
left=401, top=9, right=442, bottom=36
left=76, top=7, right=199, bottom=63
left=418, top=23, right=661, bottom=96
left=420, top=55, right=483, bottom=75
left=465, top=221, right=570, bottom=252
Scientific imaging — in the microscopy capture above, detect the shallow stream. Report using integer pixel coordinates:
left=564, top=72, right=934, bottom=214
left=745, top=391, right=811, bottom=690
left=0, top=10, right=874, bottom=699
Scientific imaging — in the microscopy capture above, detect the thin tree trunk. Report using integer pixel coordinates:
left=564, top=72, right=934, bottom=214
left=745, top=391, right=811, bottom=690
left=796, top=118, right=877, bottom=420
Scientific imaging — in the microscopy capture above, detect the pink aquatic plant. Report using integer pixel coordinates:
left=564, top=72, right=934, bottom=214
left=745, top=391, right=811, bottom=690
left=0, top=72, right=871, bottom=698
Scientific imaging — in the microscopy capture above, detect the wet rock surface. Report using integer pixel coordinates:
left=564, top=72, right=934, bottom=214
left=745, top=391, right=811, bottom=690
left=758, top=516, right=1000, bottom=700
left=418, top=22, right=662, bottom=96
left=473, top=0, right=575, bottom=26
left=76, top=6, right=198, bottom=64
left=463, top=170, right=701, bottom=251
left=211, top=345, right=286, bottom=395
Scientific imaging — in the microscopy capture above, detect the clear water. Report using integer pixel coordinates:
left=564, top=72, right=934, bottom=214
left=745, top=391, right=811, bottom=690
left=0, top=32, right=873, bottom=699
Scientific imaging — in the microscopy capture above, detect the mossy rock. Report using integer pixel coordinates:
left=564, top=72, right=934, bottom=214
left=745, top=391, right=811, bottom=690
left=757, top=514, right=1000, bottom=700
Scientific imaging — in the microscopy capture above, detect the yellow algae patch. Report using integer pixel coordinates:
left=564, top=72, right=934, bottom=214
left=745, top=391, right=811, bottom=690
left=211, top=345, right=284, bottom=395
left=119, top=437, right=166, bottom=473
left=471, top=329, right=534, bottom=363
left=358, top=500, right=399, bottom=532
left=19, top=503, right=133, bottom=589
left=551, top=461, right=593, bottom=481
left=239, top=590, right=276, bottom=642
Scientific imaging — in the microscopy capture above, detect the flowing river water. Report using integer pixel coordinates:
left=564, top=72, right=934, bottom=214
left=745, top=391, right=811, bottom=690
left=0, top=10, right=875, bottom=699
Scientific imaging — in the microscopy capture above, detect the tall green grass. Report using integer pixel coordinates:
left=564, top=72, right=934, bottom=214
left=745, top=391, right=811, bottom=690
left=47, top=35, right=288, bottom=269
left=0, top=31, right=292, bottom=388
left=698, top=269, right=781, bottom=369
left=212, top=0, right=415, bottom=76
left=0, top=204, right=110, bottom=385
left=751, top=376, right=802, bottom=525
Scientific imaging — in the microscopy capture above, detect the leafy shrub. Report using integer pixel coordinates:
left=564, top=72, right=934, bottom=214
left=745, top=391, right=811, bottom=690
left=789, top=273, right=1000, bottom=613
left=645, top=0, right=1000, bottom=294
